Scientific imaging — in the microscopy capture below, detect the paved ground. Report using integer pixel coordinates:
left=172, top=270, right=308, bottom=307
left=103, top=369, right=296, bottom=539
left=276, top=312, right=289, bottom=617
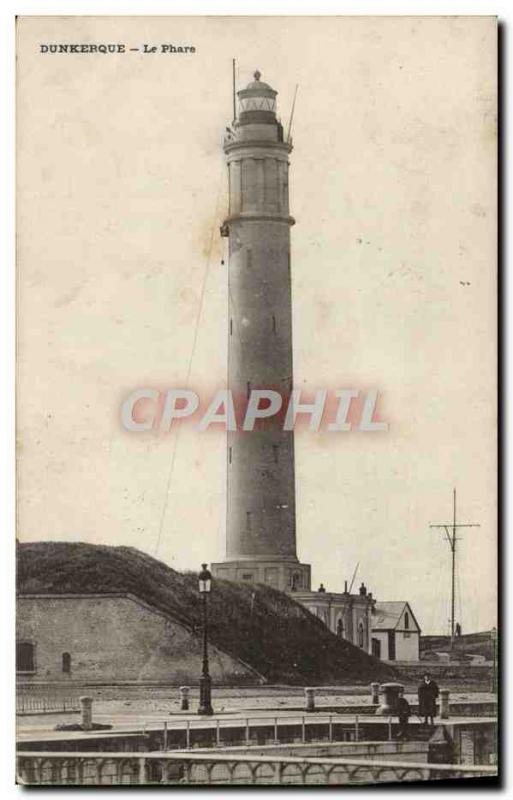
left=17, top=689, right=496, bottom=735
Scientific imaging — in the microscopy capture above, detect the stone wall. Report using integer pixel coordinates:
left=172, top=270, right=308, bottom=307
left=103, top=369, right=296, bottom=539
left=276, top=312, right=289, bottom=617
left=16, top=594, right=259, bottom=684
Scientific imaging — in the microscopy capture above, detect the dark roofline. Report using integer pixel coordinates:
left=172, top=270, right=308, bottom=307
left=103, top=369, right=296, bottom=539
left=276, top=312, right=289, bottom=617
left=372, top=601, right=422, bottom=633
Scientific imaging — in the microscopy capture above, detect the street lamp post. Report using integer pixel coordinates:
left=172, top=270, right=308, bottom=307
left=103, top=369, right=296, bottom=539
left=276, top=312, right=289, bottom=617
left=491, top=627, right=497, bottom=694
left=197, top=563, right=214, bottom=716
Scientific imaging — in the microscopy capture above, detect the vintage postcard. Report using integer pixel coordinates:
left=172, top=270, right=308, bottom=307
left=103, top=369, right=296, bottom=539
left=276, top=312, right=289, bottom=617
left=16, top=15, right=498, bottom=786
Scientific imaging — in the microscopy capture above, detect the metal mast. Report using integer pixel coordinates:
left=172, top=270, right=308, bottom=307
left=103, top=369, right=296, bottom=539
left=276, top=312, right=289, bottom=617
left=429, top=489, right=480, bottom=649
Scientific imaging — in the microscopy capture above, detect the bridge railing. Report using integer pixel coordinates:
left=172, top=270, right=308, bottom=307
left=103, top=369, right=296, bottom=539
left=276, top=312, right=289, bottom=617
left=16, top=751, right=497, bottom=786
left=153, top=712, right=387, bottom=748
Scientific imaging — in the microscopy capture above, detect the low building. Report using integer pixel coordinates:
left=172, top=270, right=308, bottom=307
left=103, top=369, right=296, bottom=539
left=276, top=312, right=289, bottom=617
left=371, top=601, right=421, bottom=662
left=17, top=592, right=260, bottom=684
left=293, top=582, right=375, bottom=654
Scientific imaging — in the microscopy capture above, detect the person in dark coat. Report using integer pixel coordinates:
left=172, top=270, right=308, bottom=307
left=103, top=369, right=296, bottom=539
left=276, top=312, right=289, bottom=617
left=396, top=691, right=411, bottom=740
left=418, top=673, right=439, bottom=726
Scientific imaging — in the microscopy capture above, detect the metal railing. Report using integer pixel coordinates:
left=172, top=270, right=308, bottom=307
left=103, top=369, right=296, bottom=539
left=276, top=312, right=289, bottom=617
left=16, top=695, right=80, bottom=715
left=153, top=713, right=389, bottom=749
left=16, top=751, right=497, bottom=786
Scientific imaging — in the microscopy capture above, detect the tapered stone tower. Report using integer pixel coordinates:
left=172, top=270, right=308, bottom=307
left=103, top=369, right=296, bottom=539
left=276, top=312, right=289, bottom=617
left=211, top=72, right=311, bottom=593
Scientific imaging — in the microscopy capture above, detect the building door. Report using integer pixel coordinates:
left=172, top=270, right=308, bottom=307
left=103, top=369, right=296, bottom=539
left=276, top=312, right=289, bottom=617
left=387, top=631, right=396, bottom=661
left=372, top=638, right=381, bottom=659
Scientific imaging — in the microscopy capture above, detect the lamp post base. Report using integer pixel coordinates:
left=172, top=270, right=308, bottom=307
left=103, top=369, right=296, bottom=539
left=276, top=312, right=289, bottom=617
left=197, top=674, right=214, bottom=716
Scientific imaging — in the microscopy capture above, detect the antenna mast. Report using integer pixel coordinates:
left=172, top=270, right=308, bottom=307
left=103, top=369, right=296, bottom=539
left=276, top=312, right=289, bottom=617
left=286, top=84, right=299, bottom=143
left=429, top=489, right=480, bottom=649
left=232, top=59, right=237, bottom=123
left=348, top=562, right=360, bottom=594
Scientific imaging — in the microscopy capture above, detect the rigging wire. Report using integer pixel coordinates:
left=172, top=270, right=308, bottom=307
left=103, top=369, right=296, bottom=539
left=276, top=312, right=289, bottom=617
left=153, top=164, right=225, bottom=558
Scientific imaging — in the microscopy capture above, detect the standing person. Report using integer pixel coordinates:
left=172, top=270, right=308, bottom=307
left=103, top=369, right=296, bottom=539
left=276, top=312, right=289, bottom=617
left=396, top=690, right=411, bottom=740
left=418, top=673, right=439, bottom=726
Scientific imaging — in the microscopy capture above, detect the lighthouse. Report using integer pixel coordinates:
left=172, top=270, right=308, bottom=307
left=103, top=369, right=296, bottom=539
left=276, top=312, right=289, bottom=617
left=211, top=71, right=311, bottom=593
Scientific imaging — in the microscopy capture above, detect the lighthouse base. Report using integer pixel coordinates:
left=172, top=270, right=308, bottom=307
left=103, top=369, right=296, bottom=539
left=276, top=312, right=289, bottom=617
left=211, top=558, right=311, bottom=593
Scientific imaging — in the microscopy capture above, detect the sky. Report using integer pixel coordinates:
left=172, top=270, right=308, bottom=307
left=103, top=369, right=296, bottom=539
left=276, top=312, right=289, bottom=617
left=17, top=15, right=497, bottom=633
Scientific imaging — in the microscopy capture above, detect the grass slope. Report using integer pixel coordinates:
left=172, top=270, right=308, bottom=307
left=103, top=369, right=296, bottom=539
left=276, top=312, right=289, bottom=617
left=17, top=541, right=395, bottom=685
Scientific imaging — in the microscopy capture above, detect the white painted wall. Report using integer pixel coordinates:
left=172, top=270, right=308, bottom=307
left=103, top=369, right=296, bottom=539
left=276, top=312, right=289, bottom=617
left=371, top=603, right=420, bottom=661
left=394, top=631, right=420, bottom=661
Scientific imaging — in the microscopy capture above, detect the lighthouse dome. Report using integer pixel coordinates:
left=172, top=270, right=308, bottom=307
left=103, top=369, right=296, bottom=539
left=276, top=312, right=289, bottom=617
left=243, top=70, right=276, bottom=94
left=237, top=71, right=278, bottom=123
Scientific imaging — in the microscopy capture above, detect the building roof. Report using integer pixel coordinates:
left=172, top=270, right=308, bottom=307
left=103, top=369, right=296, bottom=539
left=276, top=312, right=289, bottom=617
left=372, top=601, right=421, bottom=632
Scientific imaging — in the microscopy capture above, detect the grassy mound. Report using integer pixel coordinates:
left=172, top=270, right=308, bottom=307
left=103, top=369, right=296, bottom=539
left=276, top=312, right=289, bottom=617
left=17, top=541, right=396, bottom=685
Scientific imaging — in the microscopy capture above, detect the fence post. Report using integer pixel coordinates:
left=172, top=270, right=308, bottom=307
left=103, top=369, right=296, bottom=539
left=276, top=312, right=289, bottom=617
left=138, top=757, right=146, bottom=785
left=274, top=717, right=279, bottom=744
left=440, top=689, right=450, bottom=719
left=79, top=696, right=93, bottom=731
left=186, top=720, right=191, bottom=750
left=304, top=687, right=315, bottom=712
left=163, top=721, right=168, bottom=751
left=388, top=716, right=392, bottom=741
left=328, top=714, right=333, bottom=742
left=371, top=682, right=380, bottom=705
left=216, top=719, right=221, bottom=746
left=301, top=715, right=306, bottom=743
left=355, top=714, right=359, bottom=741
left=180, top=686, right=190, bottom=711
left=245, top=717, right=250, bottom=745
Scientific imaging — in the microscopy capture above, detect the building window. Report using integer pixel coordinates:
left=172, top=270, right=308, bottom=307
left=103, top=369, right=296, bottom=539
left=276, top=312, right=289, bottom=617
left=242, top=573, right=253, bottom=581
left=246, top=511, right=251, bottom=532
left=336, top=618, right=344, bottom=638
left=290, top=572, right=302, bottom=591
left=404, top=611, right=409, bottom=630
left=272, top=314, right=277, bottom=333
left=16, top=641, right=35, bottom=673
left=358, top=622, right=364, bottom=648
left=62, top=652, right=71, bottom=674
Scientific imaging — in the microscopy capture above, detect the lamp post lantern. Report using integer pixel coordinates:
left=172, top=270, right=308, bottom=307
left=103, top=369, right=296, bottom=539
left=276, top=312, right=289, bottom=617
left=197, top=563, right=214, bottom=716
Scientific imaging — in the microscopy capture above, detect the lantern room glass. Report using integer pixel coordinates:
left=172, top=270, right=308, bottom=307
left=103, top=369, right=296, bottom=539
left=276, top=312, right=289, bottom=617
left=239, top=96, right=276, bottom=113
